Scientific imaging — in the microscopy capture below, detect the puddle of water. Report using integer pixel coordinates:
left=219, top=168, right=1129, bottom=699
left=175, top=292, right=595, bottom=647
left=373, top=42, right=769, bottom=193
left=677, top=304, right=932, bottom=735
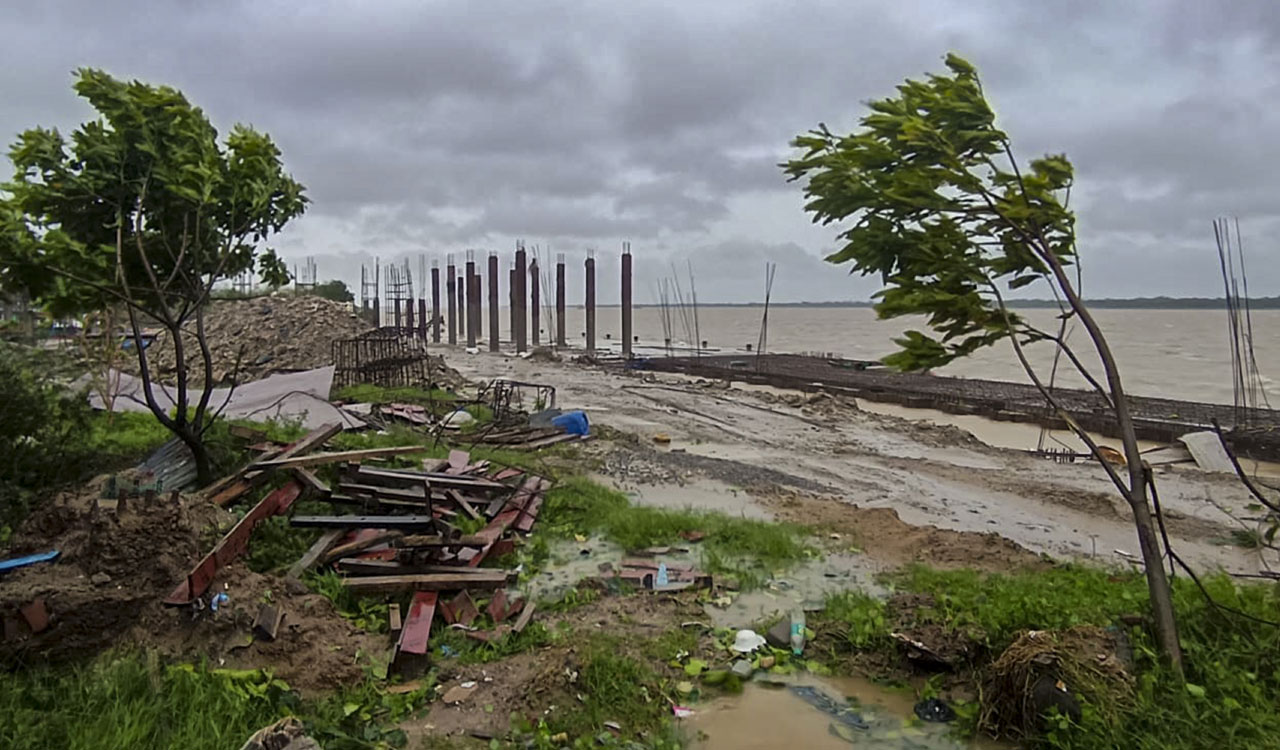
left=526, top=537, right=625, bottom=599
left=702, top=551, right=886, bottom=628
left=599, top=473, right=773, bottom=521
left=687, top=675, right=1003, bottom=750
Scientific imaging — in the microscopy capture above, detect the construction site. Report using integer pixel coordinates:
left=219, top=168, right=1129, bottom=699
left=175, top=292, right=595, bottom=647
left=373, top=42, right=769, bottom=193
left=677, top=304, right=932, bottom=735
left=2, top=238, right=1279, bottom=750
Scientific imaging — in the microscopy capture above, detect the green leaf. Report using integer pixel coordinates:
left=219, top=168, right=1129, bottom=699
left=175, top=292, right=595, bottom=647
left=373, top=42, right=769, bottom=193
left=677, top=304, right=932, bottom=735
left=684, top=658, right=708, bottom=676
left=342, top=702, right=360, bottom=717
left=1185, top=683, right=1206, bottom=698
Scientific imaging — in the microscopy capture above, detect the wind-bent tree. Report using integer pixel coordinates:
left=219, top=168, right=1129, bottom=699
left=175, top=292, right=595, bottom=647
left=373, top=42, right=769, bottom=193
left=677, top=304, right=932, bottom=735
left=0, top=69, right=307, bottom=483
left=782, top=54, right=1183, bottom=670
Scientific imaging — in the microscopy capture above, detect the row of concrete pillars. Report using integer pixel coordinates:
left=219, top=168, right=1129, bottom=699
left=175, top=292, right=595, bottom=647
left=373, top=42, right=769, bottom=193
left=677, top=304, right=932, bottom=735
left=374, top=246, right=633, bottom=357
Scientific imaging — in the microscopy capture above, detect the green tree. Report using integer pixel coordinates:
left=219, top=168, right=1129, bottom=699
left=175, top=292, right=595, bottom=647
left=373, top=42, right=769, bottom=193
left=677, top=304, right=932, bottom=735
left=0, top=69, right=307, bottom=483
left=311, top=279, right=354, bottom=303
left=782, top=54, right=1183, bottom=670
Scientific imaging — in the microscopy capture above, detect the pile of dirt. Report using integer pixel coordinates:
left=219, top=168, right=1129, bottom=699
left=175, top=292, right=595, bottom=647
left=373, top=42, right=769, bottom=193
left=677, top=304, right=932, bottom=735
left=0, top=475, right=228, bottom=664
left=980, top=626, right=1133, bottom=740
left=144, top=296, right=372, bottom=385
left=0, top=476, right=379, bottom=693
left=758, top=488, right=1048, bottom=572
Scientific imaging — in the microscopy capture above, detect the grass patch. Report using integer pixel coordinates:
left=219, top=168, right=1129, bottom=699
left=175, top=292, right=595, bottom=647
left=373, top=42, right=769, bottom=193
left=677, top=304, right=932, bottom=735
left=542, top=476, right=810, bottom=578
left=0, top=652, right=294, bottom=750
left=822, top=565, right=1280, bottom=749
left=0, top=650, right=430, bottom=750
left=331, top=383, right=457, bottom=405
left=305, top=570, right=393, bottom=633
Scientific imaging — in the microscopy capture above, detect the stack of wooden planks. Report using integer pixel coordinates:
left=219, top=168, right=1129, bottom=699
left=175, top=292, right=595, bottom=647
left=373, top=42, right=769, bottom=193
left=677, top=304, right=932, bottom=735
left=285, top=448, right=551, bottom=673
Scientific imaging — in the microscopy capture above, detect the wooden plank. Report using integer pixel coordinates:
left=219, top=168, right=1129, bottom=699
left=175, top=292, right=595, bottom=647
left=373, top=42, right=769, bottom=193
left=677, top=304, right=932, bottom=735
left=355, top=466, right=506, bottom=491
left=338, top=482, right=427, bottom=500
left=286, top=529, right=344, bottom=580
left=396, top=534, right=488, bottom=548
left=321, top=529, right=404, bottom=564
left=512, top=600, right=537, bottom=633
left=255, top=445, right=424, bottom=470
left=397, top=591, right=437, bottom=655
left=441, top=590, right=480, bottom=626
left=244, top=423, right=343, bottom=479
left=335, top=558, right=409, bottom=576
left=291, top=515, right=436, bottom=530
left=388, top=603, right=402, bottom=634
left=342, top=571, right=509, bottom=595
left=165, top=481, right=303, bottom=605
left=291, top=467, right=331, bottom=496
left=445, top=449, right=471, bottom=474
left=448, top=489, right=482, bottom=521
left=1177, top=431, right=1235, bottom=473
left=252, top=603, right=286, bottom=641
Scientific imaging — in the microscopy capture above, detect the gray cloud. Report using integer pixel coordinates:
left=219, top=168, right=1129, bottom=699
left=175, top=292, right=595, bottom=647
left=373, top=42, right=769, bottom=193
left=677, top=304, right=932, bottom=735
left=2, top=0, right=1278, bottom=301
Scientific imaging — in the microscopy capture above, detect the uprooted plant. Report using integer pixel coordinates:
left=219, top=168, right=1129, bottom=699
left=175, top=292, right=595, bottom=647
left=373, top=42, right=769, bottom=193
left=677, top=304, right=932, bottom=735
left=0, top=68, right=307, bottom=484
left=782, top=53, right=1184, bottom=670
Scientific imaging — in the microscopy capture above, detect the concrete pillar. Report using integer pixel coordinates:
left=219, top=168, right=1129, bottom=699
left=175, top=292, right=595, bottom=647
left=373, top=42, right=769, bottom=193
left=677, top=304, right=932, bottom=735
left=418, top=298, right=427, bottom=340
left=530, top=259, right=540, bottom=347
left=621, top=247, right=632, bottom=358
left=555, top=256, right=566, bottom=347
left=372, top=298, right=380, bottom=328
left=457, top=272, right=467, bottom=340
left=488, top=254, right=500, bottom=352
left=515, top=247, right=527, bottom=353
left=508, top=267, right=517, bottom=343
left=446, top=260, right=456, bottom=345
left=585, top=256, right=596, bottom=354
left=393, top=297, right=402, bottom=330
left=406, top=295, right=414, bottom=332
left=430, top=265, right=441, bottom=343
left=465, top=259, right=477, bottom=348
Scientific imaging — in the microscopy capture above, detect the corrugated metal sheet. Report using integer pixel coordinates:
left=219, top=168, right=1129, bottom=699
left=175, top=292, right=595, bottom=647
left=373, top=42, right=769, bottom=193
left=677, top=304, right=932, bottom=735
left=135, top=438, right=198, bottom=492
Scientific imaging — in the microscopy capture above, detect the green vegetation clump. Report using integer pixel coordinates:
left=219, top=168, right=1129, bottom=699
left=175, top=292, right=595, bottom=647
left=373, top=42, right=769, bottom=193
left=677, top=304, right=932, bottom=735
left=543, top=476, right=809, bottom=577
left=821, top=565, right=1280, bottom=749
left=331, top=383, right=456, bottom=405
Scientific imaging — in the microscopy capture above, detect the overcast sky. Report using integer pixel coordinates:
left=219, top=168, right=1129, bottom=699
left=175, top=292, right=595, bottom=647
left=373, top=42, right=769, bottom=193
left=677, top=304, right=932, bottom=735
left=3, top=1, right=1278, bottom=303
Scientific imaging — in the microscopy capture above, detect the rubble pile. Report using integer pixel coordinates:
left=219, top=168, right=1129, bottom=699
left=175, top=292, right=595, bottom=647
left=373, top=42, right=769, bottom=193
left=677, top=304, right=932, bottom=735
left=145, top=296, right=372, bottom=385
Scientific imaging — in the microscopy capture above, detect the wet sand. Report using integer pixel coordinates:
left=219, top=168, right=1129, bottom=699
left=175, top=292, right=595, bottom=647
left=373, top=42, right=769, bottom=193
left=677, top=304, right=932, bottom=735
left=448, top=349, right=1259, bottom=580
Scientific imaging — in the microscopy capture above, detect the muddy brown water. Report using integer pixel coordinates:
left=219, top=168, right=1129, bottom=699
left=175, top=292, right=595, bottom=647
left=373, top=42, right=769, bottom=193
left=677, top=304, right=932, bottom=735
left=549, top=306, right=1276, bottom=406
left=687, top=675, right=1006, bottom=749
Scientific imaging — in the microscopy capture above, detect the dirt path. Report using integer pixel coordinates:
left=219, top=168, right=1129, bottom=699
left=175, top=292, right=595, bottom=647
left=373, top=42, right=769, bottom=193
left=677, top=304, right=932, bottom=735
left=450, top=350, right=1258, bottom=575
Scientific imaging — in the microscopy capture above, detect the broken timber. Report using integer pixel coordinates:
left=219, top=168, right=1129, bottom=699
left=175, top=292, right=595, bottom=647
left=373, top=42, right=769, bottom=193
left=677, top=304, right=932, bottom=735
left=290, top=515, right=437, bottom=530
left=342, top=571, right=508, bottom=594
left=253, top=446, right=425, bottom=470
left=286, top=529, right=344, bottom=580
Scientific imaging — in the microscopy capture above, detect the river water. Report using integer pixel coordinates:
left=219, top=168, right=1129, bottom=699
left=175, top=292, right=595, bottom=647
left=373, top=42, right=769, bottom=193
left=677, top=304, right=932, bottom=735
left=548, top=306, right=1276, bottom=406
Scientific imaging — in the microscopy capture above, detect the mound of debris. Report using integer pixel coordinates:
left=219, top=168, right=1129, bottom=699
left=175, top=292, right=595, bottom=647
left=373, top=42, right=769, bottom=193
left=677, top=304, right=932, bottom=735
left=0, top=473, right=229, bottom=664
left=145, top=296, right=372, bottom=385
left=981, top=626, right=1134, bottom=740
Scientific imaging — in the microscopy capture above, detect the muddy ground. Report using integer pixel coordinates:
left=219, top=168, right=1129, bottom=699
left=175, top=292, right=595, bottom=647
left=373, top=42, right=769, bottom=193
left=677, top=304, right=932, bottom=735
left=450, top=349, right=1257, bottom=575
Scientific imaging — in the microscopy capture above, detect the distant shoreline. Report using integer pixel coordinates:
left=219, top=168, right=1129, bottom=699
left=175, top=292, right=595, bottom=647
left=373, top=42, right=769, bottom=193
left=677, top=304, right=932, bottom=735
left=616, top=297, right=1280, bottom=310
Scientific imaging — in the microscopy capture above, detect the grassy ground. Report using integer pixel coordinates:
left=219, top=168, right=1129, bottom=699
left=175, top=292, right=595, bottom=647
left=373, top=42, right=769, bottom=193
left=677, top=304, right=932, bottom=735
left=542, top=476, right=811, bottom=584
left=818, top=565, right=1280, bottom=749
left=0, top=650, right=431, bottom=750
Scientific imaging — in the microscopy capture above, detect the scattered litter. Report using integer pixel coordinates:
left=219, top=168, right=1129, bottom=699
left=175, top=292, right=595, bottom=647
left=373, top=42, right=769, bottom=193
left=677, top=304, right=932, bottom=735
left=731, top=629, right=767, bottom=653
left=653, top=433, right=671, bottom=444
left=914, top=697, right=957, bottom=722
left=672, top=706, right=695, bottom=719
left=788, top=685, right=869, bottom=729
left=0, top=550, right=60, bottom=573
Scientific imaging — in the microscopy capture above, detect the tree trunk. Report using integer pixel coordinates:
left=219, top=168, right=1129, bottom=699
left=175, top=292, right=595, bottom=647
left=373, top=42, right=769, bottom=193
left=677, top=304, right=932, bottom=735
left=175, top=423, right=214, bottom=486
left=1042, top=254, right=1184, bottom=672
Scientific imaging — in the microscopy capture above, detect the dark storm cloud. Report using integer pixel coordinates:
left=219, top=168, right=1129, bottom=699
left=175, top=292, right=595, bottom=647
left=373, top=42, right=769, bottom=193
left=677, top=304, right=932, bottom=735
left=2, top=1, right=1278, bottom=300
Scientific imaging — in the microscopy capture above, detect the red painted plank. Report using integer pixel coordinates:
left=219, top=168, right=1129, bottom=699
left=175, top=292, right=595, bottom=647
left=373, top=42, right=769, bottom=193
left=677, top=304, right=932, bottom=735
left=397, top=591, right=438, bottom=655
left=164, top=481, right=302, bottom=605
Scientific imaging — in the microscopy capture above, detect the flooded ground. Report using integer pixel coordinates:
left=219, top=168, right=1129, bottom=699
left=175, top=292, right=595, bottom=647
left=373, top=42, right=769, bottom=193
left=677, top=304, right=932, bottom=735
left=687, top=675, right=1004, bottom=749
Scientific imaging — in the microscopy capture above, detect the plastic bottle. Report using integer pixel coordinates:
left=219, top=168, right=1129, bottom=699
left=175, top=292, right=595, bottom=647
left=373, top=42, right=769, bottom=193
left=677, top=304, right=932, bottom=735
left=790, top=609, right=806, bottom=655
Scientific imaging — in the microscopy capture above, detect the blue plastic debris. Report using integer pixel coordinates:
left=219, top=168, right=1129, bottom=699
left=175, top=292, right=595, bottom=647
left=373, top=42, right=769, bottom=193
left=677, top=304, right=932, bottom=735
left=0, top=550, right=61, bottom=573
left=551, top=410, right=590, bottom=436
